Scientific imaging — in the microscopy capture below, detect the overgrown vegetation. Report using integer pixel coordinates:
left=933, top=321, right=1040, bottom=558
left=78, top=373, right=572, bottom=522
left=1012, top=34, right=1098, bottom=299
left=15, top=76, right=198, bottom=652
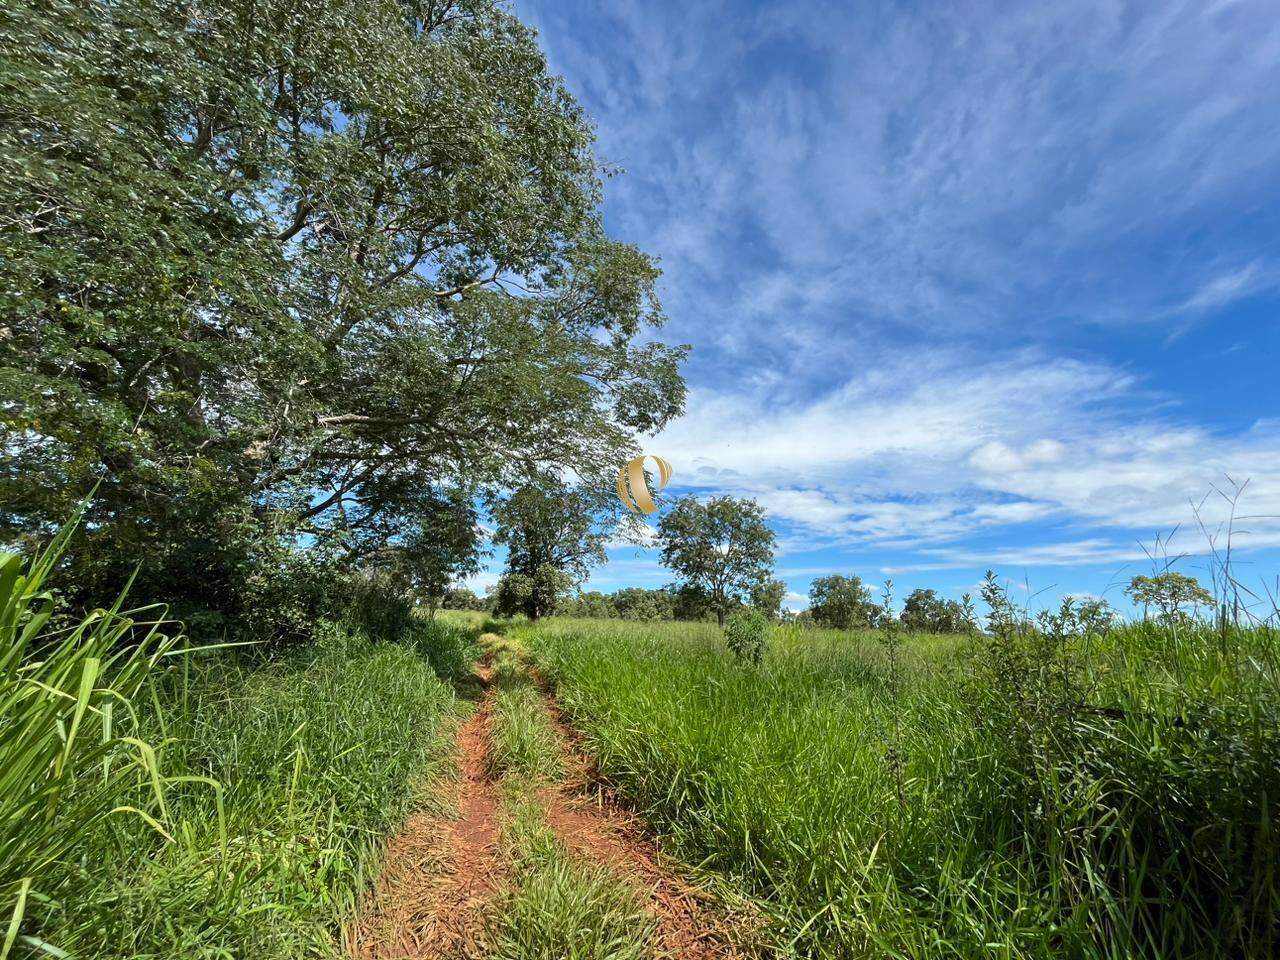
left=2, top=524, right=473, bottom=958
left=528, top=599, right=1280, bottom=959
left=483, top=634, right=655, bottom=960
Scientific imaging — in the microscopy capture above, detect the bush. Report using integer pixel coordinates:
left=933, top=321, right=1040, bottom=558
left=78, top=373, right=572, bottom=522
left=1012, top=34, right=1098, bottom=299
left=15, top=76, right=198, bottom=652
left=341, top=571, right=415, bottom=642
left=724, top=608, right=768, bottom=665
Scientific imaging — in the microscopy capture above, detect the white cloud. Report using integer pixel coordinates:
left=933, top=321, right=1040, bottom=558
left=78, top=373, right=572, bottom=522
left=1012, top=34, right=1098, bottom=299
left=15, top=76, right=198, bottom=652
left=653, top=345, right=1280, bottom=563
left=527, top=0, right=1280, bottom=368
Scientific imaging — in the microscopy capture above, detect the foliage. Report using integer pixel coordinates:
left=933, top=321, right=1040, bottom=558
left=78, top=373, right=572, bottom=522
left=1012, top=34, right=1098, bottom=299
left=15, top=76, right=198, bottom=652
left=404, top=611, right=480, bottom=686
left=749, top=577, right=787, bottom=620
left=529, top=598, right=1280, bottom=959
left=492, top=564, right=573, bottom=621
left=391, top=490, right=484, bottom=618
left=899, top=587, right=974, bottom=633
left=1126, top=571, right=1215, bottom=622
left=1, top=520, right=179, bottom=950
left=2, top=520, right=462, bottom=957
left=657, top=496, right=776, bottom=626
left=492, top=479, right=611, bottom=579
left=0, top=0, right=686, bottom=629
left=723, top=608, right=768, bottom=665
left=808, top=574, right=880, bottom=629
left=442, top=586, right=487, bottom=612
left=610, top=587, right=674, bottom=621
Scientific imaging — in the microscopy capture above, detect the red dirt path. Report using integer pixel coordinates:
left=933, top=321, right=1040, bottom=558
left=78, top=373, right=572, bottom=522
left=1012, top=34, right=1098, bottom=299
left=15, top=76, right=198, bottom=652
left=347, top=666, right=500, bottom=960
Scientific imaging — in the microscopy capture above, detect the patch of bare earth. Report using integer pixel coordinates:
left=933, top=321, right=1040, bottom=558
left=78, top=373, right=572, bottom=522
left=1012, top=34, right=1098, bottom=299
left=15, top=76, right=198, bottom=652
left=347, top=664, right=501, bottom=960
left=533, top=670, right=764, bottom=960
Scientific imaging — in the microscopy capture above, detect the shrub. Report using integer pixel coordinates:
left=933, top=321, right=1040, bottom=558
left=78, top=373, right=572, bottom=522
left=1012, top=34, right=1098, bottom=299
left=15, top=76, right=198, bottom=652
left=724, top=608, right=768, bottom=665
left=341, top=571, right=415, bottom=642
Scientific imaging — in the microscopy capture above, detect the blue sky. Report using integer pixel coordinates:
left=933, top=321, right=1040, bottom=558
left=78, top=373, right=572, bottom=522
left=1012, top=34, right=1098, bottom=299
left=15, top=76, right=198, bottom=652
left=475, top=0, right=1280, bottom=615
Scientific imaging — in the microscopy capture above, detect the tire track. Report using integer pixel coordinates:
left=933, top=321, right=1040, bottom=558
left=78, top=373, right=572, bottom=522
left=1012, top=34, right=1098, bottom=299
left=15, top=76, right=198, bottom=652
left=348, top=664, right=501, bottom=960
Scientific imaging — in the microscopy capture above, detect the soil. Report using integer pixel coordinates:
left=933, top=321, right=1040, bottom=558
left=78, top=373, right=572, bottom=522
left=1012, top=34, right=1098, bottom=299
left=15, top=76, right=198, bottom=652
left=347, top=664, right=501, bottom=960
left=349, top=657, right=759, bottom=960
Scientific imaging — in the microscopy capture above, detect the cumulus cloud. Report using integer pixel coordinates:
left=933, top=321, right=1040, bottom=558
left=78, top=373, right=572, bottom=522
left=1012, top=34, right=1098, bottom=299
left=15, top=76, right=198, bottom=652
left=652, top=345, right=1280, bottom=563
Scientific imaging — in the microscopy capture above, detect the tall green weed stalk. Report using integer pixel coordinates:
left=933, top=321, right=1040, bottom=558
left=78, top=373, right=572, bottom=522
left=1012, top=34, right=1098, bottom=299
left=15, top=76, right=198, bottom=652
left=1, top=518, right=179, bottom=958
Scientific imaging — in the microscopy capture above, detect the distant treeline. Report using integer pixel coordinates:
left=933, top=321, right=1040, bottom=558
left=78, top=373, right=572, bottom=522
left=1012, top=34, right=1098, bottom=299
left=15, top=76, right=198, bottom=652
left=440, top=575, right=1057, bottom=634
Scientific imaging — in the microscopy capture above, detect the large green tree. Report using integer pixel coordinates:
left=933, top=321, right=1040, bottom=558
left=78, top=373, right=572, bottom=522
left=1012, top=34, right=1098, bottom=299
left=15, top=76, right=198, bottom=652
left=0, top=0, right=685, bottom=620
left=657, top=496, right=775, bottom=627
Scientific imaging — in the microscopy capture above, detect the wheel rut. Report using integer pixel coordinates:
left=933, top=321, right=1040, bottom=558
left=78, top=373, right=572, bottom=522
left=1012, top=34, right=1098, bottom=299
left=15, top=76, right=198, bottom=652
left=348, top=664, right=500, bottom=960
left=532, top=668, right=760, bottom=960
left=351, top=652, right=759, bottom=959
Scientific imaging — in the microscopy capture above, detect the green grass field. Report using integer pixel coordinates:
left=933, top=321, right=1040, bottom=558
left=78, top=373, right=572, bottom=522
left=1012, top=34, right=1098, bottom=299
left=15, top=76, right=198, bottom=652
left=521, top=614, right=1280, bottom=959
left=2, top=533, right=476, bottom=960
left=6, top=538, right=1277, bottom=960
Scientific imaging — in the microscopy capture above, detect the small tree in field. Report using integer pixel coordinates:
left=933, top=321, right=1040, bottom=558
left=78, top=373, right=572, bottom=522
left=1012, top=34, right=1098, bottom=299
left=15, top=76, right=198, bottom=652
left=725, top=608, right=768, bottom=665
left=808, top=575, right=879, bottom=629
left=899, top=588, right=972, bottom=634
left=657, top=496, right=776, bottom=627
left=751, top=578, right=788, bottom=621
left=492, top=479, right=608, bottom=620
left=1125, top=572, right=1214, bottom=623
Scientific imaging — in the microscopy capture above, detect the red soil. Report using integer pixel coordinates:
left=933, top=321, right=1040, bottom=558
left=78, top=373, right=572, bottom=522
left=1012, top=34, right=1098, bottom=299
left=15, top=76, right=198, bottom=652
left=347, top=666, right=501, bottom=960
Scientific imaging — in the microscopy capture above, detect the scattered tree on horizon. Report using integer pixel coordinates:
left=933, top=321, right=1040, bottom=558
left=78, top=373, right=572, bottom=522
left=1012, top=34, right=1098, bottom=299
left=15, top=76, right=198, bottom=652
left=808, top=574, right=880, bottom=630
left=441, top=586, right=486, bottom=612
left=657, top=496, right=776, bottom=627
left=492, top=480, right=609, bottom=620
left=1125, top=571, right=1214, bottom=623
left=899, top=588, right=973, bottom=634
left=491, top=565, right=573, bottom=621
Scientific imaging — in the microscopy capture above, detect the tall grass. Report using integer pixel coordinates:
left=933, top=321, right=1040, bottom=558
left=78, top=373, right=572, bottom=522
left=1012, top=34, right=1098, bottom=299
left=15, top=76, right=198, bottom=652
left=525, top=612, right=1280, bottom=959
left=1, top=521, right=180, bottom=958
left=492, top=790, right=654, bottom=960
left=40, top=623, right=466, bottom=959
left=1, top=523, right=473, bottom=958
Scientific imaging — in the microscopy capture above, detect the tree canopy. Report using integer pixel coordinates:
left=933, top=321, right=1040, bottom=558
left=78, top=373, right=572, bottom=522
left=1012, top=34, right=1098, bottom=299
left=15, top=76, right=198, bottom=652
left=657, top=496, right=776, bottom=626
left=1125, top=572, right=1214, bottom=622
left=808, top=574, right=880, bottom=630
left=1, top=0, right=685, bottom=624
left=899, top=588, right=973, bottom=634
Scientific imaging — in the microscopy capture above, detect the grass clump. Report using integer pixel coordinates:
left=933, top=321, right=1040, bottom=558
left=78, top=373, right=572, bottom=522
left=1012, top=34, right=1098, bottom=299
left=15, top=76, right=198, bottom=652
left=488, top=666, right=564, bottom=782
left=1, top=521, right=181, bottom=958
left=528, top=605, right=1280, bottom=959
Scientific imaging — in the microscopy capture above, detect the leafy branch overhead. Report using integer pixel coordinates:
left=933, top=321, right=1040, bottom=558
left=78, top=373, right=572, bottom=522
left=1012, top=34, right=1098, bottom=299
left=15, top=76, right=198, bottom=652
left=0, top=0, right=688, bottom=615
